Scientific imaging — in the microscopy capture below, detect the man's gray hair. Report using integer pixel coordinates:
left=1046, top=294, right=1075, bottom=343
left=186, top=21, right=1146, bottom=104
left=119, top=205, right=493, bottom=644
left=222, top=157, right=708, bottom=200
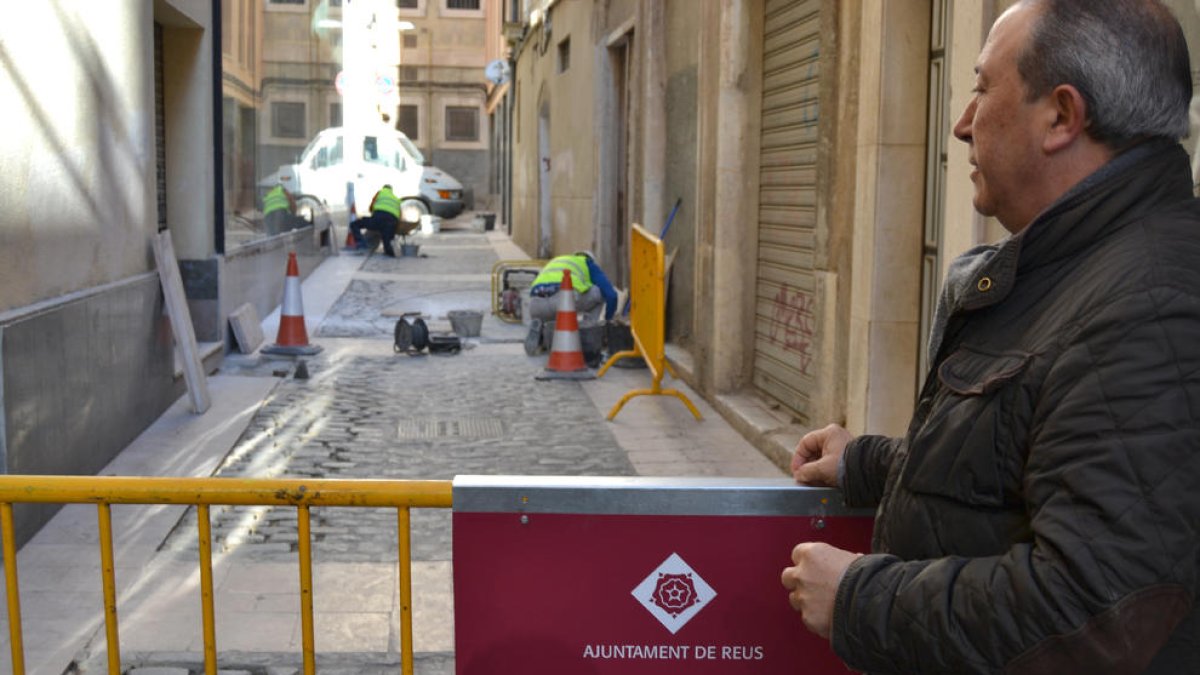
left=1018, top=0, right=1192, bottom=147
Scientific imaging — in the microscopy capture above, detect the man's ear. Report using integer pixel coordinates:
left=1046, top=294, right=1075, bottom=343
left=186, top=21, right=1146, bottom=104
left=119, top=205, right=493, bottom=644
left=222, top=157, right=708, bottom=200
left=1043, top=84, right=1088, bottom=153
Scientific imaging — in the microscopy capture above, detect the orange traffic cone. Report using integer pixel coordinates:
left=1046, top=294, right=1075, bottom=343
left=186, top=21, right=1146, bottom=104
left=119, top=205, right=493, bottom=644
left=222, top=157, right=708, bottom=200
left=262, top=252, right=323, bottom=356
left=536, top=270, right=595, bottom=381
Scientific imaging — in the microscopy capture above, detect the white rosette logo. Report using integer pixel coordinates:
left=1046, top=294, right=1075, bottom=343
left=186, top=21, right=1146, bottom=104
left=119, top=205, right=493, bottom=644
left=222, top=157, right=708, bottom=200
left=631, top=553, right=716, bottom=634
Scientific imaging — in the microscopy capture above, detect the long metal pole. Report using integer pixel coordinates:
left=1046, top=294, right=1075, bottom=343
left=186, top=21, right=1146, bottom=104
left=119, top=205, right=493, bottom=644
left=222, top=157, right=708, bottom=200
left=1, top=503, right=25, bottom=675
left=197, top=504, right=218, bottom=675
left=97, top=504, right=121, bottom=674
left=398, top=507, right=414, bottom=675
left=298, top=505, right=316, bottom=675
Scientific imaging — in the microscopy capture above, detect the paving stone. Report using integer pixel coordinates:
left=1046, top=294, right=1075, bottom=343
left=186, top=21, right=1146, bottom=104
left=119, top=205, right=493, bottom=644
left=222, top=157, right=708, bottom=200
left=159, top=353, right=632, bottom=563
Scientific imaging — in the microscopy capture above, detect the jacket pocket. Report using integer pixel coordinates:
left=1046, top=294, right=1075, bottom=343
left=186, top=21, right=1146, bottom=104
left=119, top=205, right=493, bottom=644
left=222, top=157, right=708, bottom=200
left=901, top=346, right=1033, bottom=507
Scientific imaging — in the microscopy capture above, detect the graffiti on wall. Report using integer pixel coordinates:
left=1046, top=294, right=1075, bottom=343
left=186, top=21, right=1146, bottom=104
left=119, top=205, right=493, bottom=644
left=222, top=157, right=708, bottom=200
left=768, top=284, right=816, bottom=376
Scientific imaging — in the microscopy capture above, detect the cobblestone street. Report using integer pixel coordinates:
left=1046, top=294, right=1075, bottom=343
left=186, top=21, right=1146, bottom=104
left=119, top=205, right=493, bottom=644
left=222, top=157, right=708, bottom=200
left=160, top=350, right=635, bottom=564
left=5, top=219, right=785, bottom=675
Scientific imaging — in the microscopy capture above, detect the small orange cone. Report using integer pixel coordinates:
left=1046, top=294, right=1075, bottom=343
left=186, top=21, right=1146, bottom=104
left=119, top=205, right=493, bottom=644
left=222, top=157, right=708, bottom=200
left=345, top=204, right=359, bottom=249
left=536, top=270, right=595, bottom=381
left=262, top=252, right=323, bottom=356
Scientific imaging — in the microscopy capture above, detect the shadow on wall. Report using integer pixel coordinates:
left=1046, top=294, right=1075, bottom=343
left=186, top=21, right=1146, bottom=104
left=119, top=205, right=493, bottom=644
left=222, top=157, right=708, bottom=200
left=0, top=0, right=150, bottom=237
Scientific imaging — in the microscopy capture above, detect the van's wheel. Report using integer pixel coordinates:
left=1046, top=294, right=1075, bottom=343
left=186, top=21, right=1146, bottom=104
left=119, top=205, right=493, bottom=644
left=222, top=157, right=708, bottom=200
left=400, top=199, right=428, bottom=225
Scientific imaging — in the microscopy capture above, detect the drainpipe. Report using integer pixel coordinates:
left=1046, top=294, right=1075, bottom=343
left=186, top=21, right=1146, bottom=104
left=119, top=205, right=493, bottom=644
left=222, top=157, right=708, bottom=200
left=640, top=0, right=666, bottom=230
left=212, top=0, right=225, bottom=254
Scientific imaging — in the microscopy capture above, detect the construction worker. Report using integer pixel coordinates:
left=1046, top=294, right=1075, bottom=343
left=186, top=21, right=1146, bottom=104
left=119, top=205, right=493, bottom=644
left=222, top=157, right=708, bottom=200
left=350, top=184, right=402, bottom=257
left=525, top=251, right=617, bottom=360
left=263, top=182, right=298, bottom=235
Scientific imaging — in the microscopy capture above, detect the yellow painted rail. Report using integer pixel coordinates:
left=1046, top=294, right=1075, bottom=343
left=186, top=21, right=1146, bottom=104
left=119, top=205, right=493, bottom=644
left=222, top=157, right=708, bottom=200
left=0, top=476, right=453, bottom=675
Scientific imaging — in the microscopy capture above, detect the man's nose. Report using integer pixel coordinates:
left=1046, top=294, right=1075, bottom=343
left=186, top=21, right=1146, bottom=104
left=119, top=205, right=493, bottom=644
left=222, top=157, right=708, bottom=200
left=953, top=99, right=975, bottom=142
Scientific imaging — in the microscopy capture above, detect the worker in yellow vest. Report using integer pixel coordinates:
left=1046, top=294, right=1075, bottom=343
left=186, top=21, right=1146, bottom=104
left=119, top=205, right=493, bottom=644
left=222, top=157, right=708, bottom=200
left=350, top=184, right=402, bottom=257
left=525, top=252, right=618, bottom=361
left=263, top=183, right=298, bottom=235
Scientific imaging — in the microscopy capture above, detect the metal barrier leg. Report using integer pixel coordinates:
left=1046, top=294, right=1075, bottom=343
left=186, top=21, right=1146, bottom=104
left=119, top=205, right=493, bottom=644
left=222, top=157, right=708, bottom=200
left=398, top=507, right=414, bottom=675
left=96, top=504, right=121, bottom=675
left=197, top=504, right=218, bottom=675
left=298, top=505, right=316, bottom=675
left=0, top=503, right=25, bottom=675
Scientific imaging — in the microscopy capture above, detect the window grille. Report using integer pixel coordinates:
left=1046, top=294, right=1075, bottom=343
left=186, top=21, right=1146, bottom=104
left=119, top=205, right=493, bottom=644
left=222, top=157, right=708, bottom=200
left=272, top=101, right=306, bottom=139
left=445, top=106, right=478, bottom=142
left=398, top=105, right=420, bottom=140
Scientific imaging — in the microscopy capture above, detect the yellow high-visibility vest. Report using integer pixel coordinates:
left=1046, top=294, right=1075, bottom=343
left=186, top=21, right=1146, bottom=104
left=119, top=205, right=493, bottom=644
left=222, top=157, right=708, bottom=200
left=263, top=186, right=290, bottom=215
left=372, top=187, right=402, bottom=218
left=533, top=254, right=593, bottom=293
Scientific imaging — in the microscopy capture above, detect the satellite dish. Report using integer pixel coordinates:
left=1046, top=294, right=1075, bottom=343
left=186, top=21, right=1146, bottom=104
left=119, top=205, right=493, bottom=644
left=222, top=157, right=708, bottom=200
left=484, top=59, right=511, bottom=85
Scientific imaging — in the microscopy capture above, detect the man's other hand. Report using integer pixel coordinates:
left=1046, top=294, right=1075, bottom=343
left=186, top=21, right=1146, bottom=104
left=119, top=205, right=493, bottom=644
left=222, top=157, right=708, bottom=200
left=781, top=542, right=862, bottom=640
left=791, top=423, right=852, bottom=487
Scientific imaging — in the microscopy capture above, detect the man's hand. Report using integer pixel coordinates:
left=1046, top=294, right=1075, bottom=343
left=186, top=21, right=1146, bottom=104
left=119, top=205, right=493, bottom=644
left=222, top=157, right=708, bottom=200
left=791, top=423, right=853, bottom=486
left=781, top=543, right=862, bottom=640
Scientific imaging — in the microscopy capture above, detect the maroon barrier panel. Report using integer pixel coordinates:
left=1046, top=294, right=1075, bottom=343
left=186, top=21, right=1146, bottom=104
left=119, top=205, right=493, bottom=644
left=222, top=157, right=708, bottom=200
left=452, top=476, right=874, bottom=674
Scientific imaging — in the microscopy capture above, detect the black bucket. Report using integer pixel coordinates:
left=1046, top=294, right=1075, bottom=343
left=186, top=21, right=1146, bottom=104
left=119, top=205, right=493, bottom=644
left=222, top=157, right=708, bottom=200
left=605, top=323, right=646, bottom=369
left=580, top=324, right=604, bottom=368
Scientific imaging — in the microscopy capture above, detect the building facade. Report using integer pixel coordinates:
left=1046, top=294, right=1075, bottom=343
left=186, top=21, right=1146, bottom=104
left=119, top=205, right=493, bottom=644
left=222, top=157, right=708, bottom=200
left=0, top=0, right=332, bottom=545
left=504, top=0, right=1200, bottom=466
left=258, top=0, right=491, bottom=212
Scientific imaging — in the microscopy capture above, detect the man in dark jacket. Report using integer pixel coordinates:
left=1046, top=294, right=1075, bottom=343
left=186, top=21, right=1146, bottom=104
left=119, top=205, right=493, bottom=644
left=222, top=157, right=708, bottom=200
left=783, top=1, right=1200, bottom=672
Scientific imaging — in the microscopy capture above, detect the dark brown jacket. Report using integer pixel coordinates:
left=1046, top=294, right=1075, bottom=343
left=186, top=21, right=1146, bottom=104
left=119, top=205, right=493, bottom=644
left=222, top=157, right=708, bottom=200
left=833, top=140, right=1200, bottom=674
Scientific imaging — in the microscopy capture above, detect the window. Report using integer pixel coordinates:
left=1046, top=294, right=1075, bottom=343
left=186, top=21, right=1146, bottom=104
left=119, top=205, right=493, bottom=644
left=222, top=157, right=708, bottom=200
left=397, top=0, right=419, bottom=7
left=557, top=37, right=570, bottom=73
left=403, top=33, right=418, bottom=49
left=397, top=105, right=419, bottom=140
left=329, top=102, right=342, bottom=127
left=400, top=65, right=419, bottom=81
left=363, top=135, right=405, bottom=170
left=269, top=0, right=304, bottom=4
left=445, top=106, right=479, bottom=142
left=271, top=101, right=306, bottom=138
left=447, top=0, right=480, bottom=9
left=309, top=137, right=342, bottom=169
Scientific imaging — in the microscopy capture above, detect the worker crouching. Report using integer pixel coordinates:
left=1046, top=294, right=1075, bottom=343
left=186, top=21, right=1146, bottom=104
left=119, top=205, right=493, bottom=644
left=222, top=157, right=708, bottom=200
left=524, top=252, right=617, bottom=367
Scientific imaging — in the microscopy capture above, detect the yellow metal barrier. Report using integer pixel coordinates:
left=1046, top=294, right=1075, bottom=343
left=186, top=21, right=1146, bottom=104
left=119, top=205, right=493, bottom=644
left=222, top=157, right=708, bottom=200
left=597, top=224, right=702, bottom=421
left=0, top=476, right=453, bottom=675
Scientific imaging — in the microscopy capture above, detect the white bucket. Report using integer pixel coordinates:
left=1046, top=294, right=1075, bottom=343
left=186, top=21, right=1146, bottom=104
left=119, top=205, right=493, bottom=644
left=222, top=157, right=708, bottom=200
left=420, top=214, right=441, bottom=235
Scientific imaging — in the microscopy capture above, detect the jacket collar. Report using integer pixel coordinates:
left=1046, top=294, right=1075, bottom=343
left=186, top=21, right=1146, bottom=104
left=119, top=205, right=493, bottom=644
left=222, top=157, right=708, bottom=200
left=956, top=138, right=1193, bottom=313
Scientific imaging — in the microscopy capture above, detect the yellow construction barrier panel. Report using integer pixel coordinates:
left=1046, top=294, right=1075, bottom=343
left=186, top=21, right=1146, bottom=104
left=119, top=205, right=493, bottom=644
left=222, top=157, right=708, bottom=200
left=597, top=224, right=702, bottom=421
left=0, top=476, right=452, bottom=675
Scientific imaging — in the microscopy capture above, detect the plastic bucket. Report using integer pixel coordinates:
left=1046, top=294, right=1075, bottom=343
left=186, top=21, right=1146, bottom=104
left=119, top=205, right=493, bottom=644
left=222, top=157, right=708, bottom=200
left=605, top=323, right=646, bottom=369
left=448, top=310, right=484, bottom=337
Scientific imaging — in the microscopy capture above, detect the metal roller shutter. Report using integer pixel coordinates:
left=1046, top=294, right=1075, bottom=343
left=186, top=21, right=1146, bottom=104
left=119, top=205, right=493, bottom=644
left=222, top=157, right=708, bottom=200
left=753, top=0, right=820, bottom=424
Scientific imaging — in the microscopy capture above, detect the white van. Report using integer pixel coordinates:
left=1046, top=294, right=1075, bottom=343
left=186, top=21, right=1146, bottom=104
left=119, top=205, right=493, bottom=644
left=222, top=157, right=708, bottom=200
left=265, top=126, right=465, bottom=224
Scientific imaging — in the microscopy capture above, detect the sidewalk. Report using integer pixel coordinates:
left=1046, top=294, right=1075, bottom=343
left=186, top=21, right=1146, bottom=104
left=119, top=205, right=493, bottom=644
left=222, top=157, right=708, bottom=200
left=0, top=216, right=785, bottom=674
